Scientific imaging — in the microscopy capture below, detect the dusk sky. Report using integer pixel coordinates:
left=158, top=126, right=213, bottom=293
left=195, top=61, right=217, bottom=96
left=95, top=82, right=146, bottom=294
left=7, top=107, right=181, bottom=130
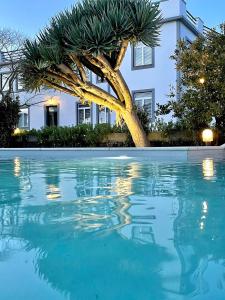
left=0, top=0, right=224, bottom=37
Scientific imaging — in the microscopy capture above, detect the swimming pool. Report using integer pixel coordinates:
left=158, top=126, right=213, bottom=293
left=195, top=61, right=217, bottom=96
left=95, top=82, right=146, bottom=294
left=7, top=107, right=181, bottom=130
left=0, top=153, right=225, bottom=299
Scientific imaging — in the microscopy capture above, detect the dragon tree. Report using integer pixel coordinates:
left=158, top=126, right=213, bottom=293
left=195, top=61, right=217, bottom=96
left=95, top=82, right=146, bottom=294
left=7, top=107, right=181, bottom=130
left=21, top=0, right=162, bottom=147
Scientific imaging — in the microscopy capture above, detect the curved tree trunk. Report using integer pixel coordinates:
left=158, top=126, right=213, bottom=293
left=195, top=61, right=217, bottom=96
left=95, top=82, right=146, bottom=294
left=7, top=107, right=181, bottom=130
left=122, top=109, right=150, bottom=147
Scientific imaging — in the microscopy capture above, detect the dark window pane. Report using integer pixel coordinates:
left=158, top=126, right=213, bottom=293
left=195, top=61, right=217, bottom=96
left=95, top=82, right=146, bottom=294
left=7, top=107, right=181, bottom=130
left=46, top=106, right=58, bottom=127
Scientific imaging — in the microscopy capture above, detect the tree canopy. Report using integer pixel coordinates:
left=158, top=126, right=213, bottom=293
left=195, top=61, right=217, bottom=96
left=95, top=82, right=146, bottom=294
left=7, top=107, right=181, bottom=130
left=0, top=29, right=24, bottom=147
left=158, top=24, right=225, bottom=137
left=22, top=0, right=161, bottom=90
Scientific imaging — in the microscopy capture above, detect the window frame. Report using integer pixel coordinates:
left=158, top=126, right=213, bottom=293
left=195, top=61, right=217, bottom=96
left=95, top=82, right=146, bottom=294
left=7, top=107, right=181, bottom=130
left=1, top=72, right=12, bottom=92
left=45, top=105, right=59, bottom=127
left=97, top=105, right=111, bottom=124
left=16, top=75, right=24, bottom=92
left=77, top=103, right=92, bottom=125
left=18, top=107, right=30, bottom=129
left=132, top=89, right=155, bottom=122
left=132, top=43, right=155, bottom=70
left=96, top=75, right=106, bottom=83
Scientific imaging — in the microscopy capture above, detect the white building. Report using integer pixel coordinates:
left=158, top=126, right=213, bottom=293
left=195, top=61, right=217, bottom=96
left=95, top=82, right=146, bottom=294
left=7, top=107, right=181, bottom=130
left=0, top=0, right=210, bottom=130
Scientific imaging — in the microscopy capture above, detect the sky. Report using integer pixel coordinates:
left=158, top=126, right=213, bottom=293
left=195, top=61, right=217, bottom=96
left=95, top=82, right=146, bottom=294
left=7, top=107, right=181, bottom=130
left=0, top=0, right=224, bottom=37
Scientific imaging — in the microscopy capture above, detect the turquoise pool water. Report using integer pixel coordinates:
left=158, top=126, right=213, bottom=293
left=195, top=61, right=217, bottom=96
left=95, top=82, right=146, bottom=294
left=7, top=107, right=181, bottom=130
left=0, top=157, right=225, bottom=300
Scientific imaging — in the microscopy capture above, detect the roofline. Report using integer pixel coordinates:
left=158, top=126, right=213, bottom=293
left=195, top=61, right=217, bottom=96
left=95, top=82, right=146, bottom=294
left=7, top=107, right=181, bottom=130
left=162, top=16, right=201, bottom=36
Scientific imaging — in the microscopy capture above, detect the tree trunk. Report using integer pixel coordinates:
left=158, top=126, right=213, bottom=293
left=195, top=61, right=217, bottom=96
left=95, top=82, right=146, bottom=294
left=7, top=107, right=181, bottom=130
left=122, top=109, right=150, bottom=147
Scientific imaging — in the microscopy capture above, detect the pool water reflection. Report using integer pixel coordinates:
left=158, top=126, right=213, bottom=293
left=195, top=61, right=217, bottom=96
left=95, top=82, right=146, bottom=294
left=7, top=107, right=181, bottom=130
left=0, top=158, right=225, bottom=300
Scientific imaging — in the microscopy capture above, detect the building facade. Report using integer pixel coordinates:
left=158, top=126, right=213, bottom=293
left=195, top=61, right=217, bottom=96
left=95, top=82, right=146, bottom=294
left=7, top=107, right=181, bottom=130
left=0, top=0, right=210, bottom=131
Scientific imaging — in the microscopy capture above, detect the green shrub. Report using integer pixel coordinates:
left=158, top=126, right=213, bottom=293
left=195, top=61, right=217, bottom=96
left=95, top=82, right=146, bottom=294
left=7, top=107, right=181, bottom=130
left=14, top=124, right=113, bottom=147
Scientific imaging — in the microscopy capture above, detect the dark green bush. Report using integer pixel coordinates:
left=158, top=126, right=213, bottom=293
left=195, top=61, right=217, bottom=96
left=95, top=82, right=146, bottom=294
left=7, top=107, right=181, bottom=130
left=14, top=124, right=113, bottom=147
left=0, top=95, right=20, bottom=147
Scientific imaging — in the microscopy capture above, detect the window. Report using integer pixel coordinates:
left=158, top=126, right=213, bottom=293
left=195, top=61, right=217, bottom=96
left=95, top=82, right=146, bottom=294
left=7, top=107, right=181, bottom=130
left=98, top=106, right=110, bottom=124
left=84, top=68, right=92, bottom=82
left=96, top=75, right=105, bottom=83
left=134, top=90, right=154, bottom=120
left=17, top=75, right=23, bottom=91
left=46, top=105, right=58, bottom=127
left=78, top=103, right=91, bottom=124
left=1, top=73, right=10, bottom=92
left=18, top=108, right=29, bottom=128
left=133, top=43, right=153, bottom=69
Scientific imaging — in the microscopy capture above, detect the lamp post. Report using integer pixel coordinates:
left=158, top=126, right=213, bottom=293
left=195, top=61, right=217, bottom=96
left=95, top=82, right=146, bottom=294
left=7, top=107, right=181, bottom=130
left=202, top=129, right=214, bottom=146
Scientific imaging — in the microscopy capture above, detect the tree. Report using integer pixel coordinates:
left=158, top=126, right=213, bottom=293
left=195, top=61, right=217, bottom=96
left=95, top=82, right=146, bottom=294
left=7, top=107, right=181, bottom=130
left=157, top=24, right=225, bottom=137
left=20, top=0, right=162, bottom=147
left=0, top=94, right=20, bottom=147
left=0, top=29, right=24, bottom=147
left=0, top=28, right=24, bottom=97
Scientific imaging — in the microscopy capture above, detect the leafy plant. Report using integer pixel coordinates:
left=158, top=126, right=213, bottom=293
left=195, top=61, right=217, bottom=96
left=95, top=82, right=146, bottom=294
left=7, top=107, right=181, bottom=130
left=157, top=24, right=225, bottom=142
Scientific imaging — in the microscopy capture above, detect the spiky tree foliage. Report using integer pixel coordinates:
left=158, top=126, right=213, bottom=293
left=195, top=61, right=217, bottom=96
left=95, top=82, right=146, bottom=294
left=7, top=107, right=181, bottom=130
left=21, top=0, right=162, bottom=147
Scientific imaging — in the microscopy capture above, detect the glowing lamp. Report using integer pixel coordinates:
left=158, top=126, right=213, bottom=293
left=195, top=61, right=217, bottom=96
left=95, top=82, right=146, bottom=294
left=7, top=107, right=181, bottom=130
left=202, top=129, right=213, bottom=145
left=14, top=128, right=21, bottom=135
left=199, top=77, right=205, bottom=84
left=46, top=96, right=60, bottom=106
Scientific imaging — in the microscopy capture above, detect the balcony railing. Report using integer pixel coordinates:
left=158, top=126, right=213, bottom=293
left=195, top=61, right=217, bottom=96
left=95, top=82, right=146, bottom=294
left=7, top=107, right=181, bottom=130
left=186, top=11, right=197, bottom=26
left=0, top=49, right=23, bottom=63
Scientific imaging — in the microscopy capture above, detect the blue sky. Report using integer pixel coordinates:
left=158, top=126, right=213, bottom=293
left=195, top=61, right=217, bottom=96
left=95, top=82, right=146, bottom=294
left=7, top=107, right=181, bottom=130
left=0, top=0, right=224, bottom=37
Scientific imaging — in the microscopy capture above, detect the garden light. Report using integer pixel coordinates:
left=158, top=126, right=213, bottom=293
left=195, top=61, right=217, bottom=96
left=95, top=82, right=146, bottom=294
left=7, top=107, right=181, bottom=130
left=199, top=77, right=205, bottom=84
left=202, top=129, right=213, bottom=145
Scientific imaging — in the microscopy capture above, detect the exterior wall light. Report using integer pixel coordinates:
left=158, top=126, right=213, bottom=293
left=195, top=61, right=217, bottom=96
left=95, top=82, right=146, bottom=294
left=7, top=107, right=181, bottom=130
left=46, top=96, right=60, bottom=106
left=202, top=129, right=213, bottom=145
left=14, top=128, right=22, bottom=135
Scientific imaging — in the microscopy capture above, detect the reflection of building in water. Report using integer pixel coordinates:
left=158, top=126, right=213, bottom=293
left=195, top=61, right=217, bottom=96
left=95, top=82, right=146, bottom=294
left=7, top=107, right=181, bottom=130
left=4, top=159, right=225, bottom=298
left=0, top=159, right=181, bottom=299
left=0, top=159, right=179, bottom=239
left=14, top=157, right=32, bottom=192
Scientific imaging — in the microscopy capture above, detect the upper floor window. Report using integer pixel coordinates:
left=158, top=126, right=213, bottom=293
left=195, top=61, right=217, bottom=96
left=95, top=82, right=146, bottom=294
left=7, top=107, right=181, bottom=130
left=78, top=103, right=91, bottom=124
left=46, top=105, right=58, bottom=127
left=1, top=73, right=10, bottom=92
left=1, top=73, right=19, bottom=92
left=133, top=43, right=154, bottom=69
left=134, top=90, right=154, bottom=120
left=98, top=106, right=110, bottom=124
left=96, top=75, right=105, bottom=83
left=17, top=75, right=24, bottom=91
left=85, top=68, right=92, bottom=82
left=18, top=108, right=29, bottom=129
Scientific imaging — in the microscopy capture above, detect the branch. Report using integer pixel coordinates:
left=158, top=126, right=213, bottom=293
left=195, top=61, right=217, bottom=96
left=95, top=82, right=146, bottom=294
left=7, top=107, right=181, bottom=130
left=69, top=54, right=87, bottom=82
left=57, top=63, right=83, bottom=85
left=44, top=79, right=121, bottom=112
left=83, top=91, right=121, bottom=112
left=51, top=65, right=124, bottom=110
left=86, top=54, right=133, bottom=110
left=114, top=40, right=129, bottom=71
left=43, top=79, right=82, bottom=98
left=84, top=82, right=124, bottom=110
left=20, top=93, right=46, bottom=108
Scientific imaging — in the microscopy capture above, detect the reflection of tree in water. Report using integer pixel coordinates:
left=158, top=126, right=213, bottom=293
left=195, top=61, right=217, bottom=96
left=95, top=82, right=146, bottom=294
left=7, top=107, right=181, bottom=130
left=0, top=159, right=176, bottom=299
left=173, top=161, right=225, bottom=297
left=19, top=221, right=170, bottom=300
